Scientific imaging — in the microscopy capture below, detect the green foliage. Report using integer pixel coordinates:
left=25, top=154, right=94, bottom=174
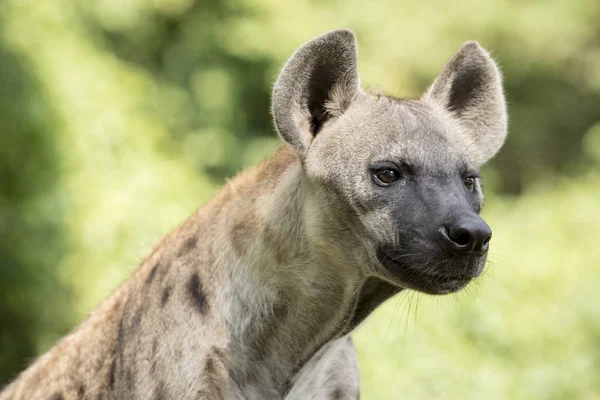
left=1, top=0, right=599, bottom=396
left=0, top=31, right=71, bottom=383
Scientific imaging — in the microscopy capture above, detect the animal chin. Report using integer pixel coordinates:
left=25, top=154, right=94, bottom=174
left=376, top=248, right=474, bottom=295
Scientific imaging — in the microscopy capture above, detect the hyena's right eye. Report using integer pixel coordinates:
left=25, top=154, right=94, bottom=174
left=464, top=177, right=476, bottom=191
left=372, top=168, right=400, bottom=186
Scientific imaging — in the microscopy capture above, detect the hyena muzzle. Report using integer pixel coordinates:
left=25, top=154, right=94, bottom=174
left=1, top=29, right=507, bottom=399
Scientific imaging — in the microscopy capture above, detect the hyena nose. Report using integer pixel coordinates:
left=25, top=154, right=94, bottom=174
left=440, top=217, right=492, bottom=254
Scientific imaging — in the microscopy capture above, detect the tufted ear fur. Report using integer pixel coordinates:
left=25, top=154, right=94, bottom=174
left=272, top=29, right=360, bottom=156
left=424, top=41, right=507, bottom=165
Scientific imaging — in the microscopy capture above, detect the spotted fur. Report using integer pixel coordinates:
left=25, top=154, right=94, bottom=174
left=0, top=29, right=506, bottom=399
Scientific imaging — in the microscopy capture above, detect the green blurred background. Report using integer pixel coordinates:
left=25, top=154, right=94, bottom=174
left=1, top=0, right=599, bottom=398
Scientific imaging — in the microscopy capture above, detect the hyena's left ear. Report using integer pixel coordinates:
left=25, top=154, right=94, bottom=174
left=424, top=41, right=507, bottom=165
left=272, top=29, right=360, bottom=156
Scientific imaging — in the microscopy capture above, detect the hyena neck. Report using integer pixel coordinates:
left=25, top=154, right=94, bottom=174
left=221, top=146, right=401, bottom=392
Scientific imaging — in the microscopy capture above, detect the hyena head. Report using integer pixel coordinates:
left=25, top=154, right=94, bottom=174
left=272, top=29, right=507, bottom=295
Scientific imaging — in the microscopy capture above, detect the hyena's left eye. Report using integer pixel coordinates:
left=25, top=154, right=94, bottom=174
left=373, top=168, right=400, bottom=186
left=464, top=177, right=476, bottom=191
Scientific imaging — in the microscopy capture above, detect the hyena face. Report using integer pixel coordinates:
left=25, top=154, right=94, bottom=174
left=273, top=30, right=507, bottom=295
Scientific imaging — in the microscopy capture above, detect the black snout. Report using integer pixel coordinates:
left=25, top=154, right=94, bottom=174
left=440, top=216, right=492, bottom=254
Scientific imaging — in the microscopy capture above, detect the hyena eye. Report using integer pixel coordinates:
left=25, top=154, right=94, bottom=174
left=373, top=168, right=400, bottom=186
left=464, top=177, right=476, bottom=191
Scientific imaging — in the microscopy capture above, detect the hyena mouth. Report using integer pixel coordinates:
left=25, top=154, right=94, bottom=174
left=376, top=248, right=478, bottom=295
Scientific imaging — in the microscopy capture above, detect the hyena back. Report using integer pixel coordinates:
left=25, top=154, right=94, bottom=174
left=0, top=29, right=507, bottom=399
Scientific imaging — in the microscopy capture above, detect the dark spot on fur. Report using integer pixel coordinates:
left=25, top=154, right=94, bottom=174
left=151, top=360, right=158, bottom=378
left=145, top=263, right=160, bottom=285
left=49, top=394, right=64, bottom=400
left=331, top=388, right=344, bottom=400
left=116, top=317, right=126, bottom=368
left=130, top=308, right=142, bottom=330
left=161, top=287, right=171, bottom=307
left=178, top=236, right=197, bottom=257
left=187, top=273, right=208, bottom=314
left=152, top=338, right=158, bottom=356
left=117, top=315, right=125, bottom=344
left=273, top=298, right=289, bottom=321
left=200, top=352, right=226, bottom=398
left=109, top=359, right=116, bottom=389
left=77, top=384, right=85, bottom=398
left=196, top=389, right=210, bottom=398
left=205, top=357, right=215, bottom=374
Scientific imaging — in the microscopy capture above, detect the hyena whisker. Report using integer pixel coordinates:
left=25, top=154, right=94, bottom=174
left=385, top=295, right=405, bottom=341
left=404, top=291, right=421, bottom=341
left=412, top=292, right=422, bottom=332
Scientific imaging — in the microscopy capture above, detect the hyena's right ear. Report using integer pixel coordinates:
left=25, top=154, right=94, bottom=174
left=424, top=41, right=508, bottom=166
left=272, top=29, right=360, bottom=156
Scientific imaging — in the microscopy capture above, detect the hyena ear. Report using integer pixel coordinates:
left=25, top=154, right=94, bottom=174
left=424, top=41, right=508, bottom=165
left=272, top=29, right=360, bottom=156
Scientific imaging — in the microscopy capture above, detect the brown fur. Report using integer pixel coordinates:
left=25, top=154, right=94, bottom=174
left=1, top=29, right=506, bottom=399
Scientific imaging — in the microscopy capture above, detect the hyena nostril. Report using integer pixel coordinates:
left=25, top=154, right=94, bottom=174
left=482, top=235, right=491, bottom=252
left=453, top=231, right=472, bottom=247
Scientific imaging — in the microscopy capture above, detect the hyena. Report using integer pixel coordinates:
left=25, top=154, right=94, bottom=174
left=0, top=29, right=507, bottom=399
